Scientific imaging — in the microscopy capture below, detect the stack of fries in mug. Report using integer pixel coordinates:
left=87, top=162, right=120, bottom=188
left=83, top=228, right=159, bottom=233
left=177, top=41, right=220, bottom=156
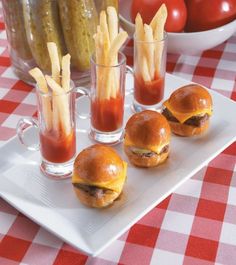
left=29, top=43, right=72, bottom=137
left=135, top=4, right=167, bottom=82
left=94, top=6, right=128, bottom=100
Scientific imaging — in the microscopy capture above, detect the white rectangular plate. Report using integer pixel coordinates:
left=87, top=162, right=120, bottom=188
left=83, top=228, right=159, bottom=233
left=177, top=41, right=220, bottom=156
left=0, top=73, right=235, bottom=256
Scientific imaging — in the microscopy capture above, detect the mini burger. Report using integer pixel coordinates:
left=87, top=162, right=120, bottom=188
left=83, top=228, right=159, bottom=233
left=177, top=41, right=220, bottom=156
left=72, top=144, right=127, bottom=208
left=162, top=84, right=213, bottom=136
left=124, top=110, right=171, bottom=168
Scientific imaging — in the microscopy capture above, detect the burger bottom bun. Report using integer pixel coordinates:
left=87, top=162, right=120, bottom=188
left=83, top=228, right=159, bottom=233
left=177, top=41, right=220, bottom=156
left=169, top=120, right=210, bottom=137
left=73, top=187, right=120, bottom=208
left=124, top=145, right=169, bottom=168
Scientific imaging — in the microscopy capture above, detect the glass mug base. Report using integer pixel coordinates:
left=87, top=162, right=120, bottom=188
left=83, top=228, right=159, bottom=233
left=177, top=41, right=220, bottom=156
left=132, top=99, right=163, bottom=113
left=89, top=127, right=124, bottom=145
left=40, top=157, right=75, bottom=180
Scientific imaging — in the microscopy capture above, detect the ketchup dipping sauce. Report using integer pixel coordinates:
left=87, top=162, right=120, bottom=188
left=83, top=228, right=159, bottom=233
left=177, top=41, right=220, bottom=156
left=91, top=93, right=124, bottom=132
left=134, top=73, right=164, bottom=106
left=40, top=127, right=76, bottom=164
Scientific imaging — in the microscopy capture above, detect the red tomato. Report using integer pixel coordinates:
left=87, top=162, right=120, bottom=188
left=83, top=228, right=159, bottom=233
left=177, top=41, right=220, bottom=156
left=185, top=0, right=236, bottom=32
left=131, top=0, right=187, bottom=32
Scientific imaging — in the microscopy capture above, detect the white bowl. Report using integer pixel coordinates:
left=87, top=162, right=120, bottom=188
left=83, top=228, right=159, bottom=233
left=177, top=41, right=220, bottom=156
left=119, top=0, right=236, bottom=54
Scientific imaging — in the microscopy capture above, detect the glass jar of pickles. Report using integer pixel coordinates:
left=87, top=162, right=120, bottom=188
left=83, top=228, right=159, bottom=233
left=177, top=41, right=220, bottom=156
left=2, top=0, right=118, bottom=85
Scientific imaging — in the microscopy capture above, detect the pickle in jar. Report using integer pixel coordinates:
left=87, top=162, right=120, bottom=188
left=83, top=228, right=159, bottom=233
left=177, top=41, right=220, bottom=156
left=22, top=0, right=66, bottom=72
left=58, top=0, right=98, bottom=71
left=2, top=0, right=32, bottom=60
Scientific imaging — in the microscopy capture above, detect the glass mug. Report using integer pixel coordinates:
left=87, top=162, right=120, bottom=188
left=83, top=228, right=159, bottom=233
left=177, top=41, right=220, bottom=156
left=132, top=33, right=167, bottom=112
left=78, top=52, right=127, bottom=145
left=17, top=81, right=77, bottom=179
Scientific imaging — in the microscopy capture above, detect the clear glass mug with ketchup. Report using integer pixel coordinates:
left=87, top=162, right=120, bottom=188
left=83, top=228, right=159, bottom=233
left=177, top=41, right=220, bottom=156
left=17, top=81, right=77, bottom=179
left=78, top=52, right=126, bottom=145
left=132, top=33, right=167, bottom=112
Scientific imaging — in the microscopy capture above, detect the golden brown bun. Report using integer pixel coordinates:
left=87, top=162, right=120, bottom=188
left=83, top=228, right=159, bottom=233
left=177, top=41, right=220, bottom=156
left=73, top=144, right=125, bottom=184
left=168, top=120, right=210, bottom=137
left=166, top=84, right=212, bottom=113
left=124, top=145, right=169, bottom=168
left=124, top=110, right=171, bottom=152
left=124, top=110, right=171, bottom=167
left=72, top=144, right=126, bottom=208
left=73, top=188, right=119, bottom=208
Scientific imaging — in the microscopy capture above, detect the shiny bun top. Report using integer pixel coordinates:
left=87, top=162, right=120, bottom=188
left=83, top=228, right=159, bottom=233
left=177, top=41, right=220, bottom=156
left=125, top=110, right=171, bottom=151
left=165, top=84, right=212, bottom=113
left=73, top=144, right=125, bottom=184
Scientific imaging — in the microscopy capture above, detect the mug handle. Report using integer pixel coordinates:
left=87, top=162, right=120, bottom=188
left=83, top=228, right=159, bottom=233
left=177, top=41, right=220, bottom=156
left=126, top=65, right=134, bottom=75
left=76, top=87, right=91, bottom=119
left=16, top=117, right=39, bottom=151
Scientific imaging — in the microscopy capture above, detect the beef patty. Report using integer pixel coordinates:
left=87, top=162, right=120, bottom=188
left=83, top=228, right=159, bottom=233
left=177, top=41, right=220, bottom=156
left=73, top=183, right=113, bottom=199
left=162, top=108, right=209, bottom=127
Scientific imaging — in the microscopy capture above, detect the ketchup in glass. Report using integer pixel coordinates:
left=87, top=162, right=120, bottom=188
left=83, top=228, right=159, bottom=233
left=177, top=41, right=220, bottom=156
left=134, top=73, right=164, bottom=105
left=91, top=93, right=124, bottom=132
left=40, top=127, right=76, bottom=163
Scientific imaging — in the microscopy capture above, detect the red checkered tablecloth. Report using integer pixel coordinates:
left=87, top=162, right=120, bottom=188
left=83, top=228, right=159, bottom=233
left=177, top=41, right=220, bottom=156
left=0, top=5, right=236, bottom=265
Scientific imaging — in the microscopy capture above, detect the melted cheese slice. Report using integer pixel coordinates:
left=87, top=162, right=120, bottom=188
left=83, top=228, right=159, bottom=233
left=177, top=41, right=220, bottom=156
left=163, top=101, right=212, bottom=124
left=124, top=136, right=167, bottom=154
left=73, top=162, right=127, bottom=194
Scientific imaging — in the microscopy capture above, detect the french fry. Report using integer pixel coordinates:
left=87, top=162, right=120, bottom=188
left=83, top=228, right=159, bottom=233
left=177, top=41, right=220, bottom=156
left=94, top=30, right=106, bottom=100
left=150, top=4, right=167, bottom=41
left=108, top=31, right=128, bottom=97
left=52, top=97, right=60, bottom=133
left=99, top=30, right=107, bottom=65
left=135, top=14, right=144, bottom=77
left=45, top=75, right=71, bottom=136
left=108, top=31, right=128, bottom=64
left=99, top=11, right=112, bottom=100
left=107, top=7, right=119, bottom=98
left=100, top=10, right=110, bottom=63
left=47, top=42, right=61, bottom=84
left=47, top=42, right=61, bottom=132
left=94, top=27, right=104, bottom=67
left=144, top=24, right=155, bottom=79
left=94, top=33, right=101, bottom=98
left=97, top=28, right=110, bottom=100
left=107, top=6, right=118, bottom=47
left=62, top=54, right=71, bottom=92
left=61, top=54, right=71, bottom=135
left=29, top=68, right=48, bottom=93
left=141, top=56, right=151, bottom=82
left=150, top=4, right=167, bottom=76
left=29, top=67, right=52, bottom=131
left=135, top=13, right=144, bottom=41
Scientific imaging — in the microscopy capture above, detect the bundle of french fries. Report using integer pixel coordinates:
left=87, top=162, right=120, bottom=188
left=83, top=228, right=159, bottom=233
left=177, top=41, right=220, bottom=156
left=29, top=42, right=72, bottom=136
left=135, top=4, right=167, bottom=82
left=94, top=6, right=128, bottom=100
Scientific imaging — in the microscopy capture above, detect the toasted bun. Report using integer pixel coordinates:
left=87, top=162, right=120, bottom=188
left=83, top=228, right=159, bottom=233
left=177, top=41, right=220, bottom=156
left=124, top=145, right=169, bottom=168
left=165, top=84, right=212, bottom=113
left=73, top=144, right=125, bottom=184
left=124, top=110, right=171, bottom=153
left=168, top=120, right=210, bottom=137
left=72, top=144, right=127, bottom=208
left=124, top=110, right=171, bottom=167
